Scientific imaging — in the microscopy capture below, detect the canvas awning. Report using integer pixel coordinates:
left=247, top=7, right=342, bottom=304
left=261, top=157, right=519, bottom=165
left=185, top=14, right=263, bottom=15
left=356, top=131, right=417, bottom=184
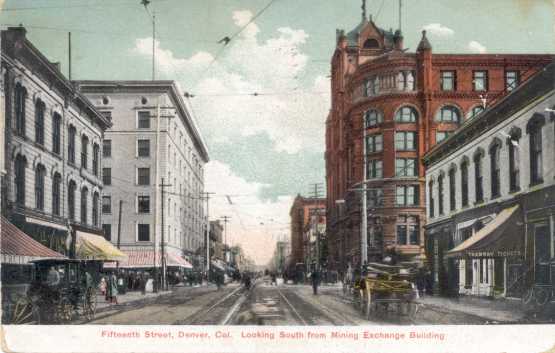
left=75, top=231, right=128, bottom=261
left=447, top=205, right=523, bottom=258
left=103, top=249, right=192, bottom=269
left=1, top=217, right=65, bottom=264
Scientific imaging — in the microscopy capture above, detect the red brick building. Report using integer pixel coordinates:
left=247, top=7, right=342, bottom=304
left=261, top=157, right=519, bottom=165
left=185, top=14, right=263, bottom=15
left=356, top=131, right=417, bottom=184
left=325, top=10, right=553, bottom=271
left=289, top=195, right=326, bottom=270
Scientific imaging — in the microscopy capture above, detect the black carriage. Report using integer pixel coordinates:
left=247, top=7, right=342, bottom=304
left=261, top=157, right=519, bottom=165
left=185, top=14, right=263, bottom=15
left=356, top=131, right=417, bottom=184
left=10, top=259, right=100, bottom=324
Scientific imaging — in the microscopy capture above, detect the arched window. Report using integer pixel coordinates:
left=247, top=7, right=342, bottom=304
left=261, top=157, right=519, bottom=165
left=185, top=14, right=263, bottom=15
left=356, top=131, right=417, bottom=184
left=35, top=164, right=46, bottom=210
left=460, top=158, right=469, bottom=207
left=435, top=105, right=461, bottom=123
left=81, top=135, right=89, bottom=169
left=81, top=187, right=88, bottom=224
left=449, top=167, right=457, bottom=211
left=527, top=114, right=545, bottom=185
left=467, top=105, right=484, bottom=120
left=52, top=113, right=62, bottom=155
left=92, top=143, right=100, bottom=176
left=395, top=106, right=418, bottom=123
left=508, top=128, right=521, bottom=192
left=474, top=151, right=484, bottom=202
left=489, top=140, right=501, bottom=198
left=68, top=125, right=76, bottom=164
left=68, top=180, right=76, bottom=220
left=35, top=99, right=45, bottom=145
left=428, top=180, right=435, bottom=218
left=92, top=192, right=99, bottom=226
left=438, top=173, right=445, bottom=215
left=364, top=109, right=383, bottom=128
left=52, top=173, right=61, bottom=216
left=363, top=38, right=380, bottom=49
left=15, top=83, right=27, bottom=136
left=14, top=155, right=27, bottom=206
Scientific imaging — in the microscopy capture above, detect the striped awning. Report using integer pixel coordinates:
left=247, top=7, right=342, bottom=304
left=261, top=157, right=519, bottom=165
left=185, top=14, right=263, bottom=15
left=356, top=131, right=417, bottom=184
left=104, top=249, right=192, bottom=269
left=1, top=216, right=65, bottom=264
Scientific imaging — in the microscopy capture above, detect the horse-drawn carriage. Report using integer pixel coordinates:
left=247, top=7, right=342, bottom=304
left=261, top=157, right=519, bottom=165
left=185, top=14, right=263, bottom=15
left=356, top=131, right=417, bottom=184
left=9, top=259, right=99, bottom=324
left=344, top=263, right=419, bottom=320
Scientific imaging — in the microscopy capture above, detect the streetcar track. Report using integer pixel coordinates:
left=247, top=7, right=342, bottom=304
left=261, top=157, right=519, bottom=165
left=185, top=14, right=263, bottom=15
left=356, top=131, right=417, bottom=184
left=277, top=287, right=308, bottom=325
left=176, top=285, right=245, bottom=325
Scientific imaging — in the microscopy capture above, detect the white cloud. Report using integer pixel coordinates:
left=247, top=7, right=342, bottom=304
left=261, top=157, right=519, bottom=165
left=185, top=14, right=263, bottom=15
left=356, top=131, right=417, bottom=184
left=468, top=40, right=487, bottom=53
left=132, top=9, right=330, bottom=155
left=205, top=161, right=293, bottom=265
left=422, top=23, right=454, bottom=38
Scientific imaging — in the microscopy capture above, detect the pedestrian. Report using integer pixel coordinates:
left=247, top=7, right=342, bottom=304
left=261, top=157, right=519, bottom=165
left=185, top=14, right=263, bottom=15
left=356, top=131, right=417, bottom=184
left=139, top=273, right=146, bottom=295
left=271, top=272, right=277, bottom=286
left=99, top=276, right=107, bottom=297
left=311, top=267, right=320, bottom=295
left=107, top=271, right=119, bottom=305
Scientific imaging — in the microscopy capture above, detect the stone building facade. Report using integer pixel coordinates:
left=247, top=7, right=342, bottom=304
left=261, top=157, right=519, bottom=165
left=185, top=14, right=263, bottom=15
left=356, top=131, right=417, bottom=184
left=423, top=62, right=555, bottom=298
left=76, top=81, right=209, bottom=266
left=1, top=27, right=111, bottom=255
left=325, top=9, right=554, bottom=271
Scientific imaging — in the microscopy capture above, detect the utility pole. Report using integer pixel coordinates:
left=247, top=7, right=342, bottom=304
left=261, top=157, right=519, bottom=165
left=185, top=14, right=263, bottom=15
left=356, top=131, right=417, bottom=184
left=160, top=178, right=172, bottom=291
left=116, top=200, right=123, bottom=249
left=308, top=183, right=324, bottom=271
left=202, top=192, right=215, bottom=282
left=152, top=10, right=156, bottom=80
left=361, top=119, right=368, bottom=270
left=220, top=216, right=231, bottom=264
left=152, top=98, right=161, bottom=292
left=68, top=32, right=72, bottom=80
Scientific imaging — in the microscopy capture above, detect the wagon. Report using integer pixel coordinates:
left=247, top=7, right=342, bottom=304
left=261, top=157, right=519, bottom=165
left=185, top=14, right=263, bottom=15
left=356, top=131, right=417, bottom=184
left=9, top=259, right=99, bottom=324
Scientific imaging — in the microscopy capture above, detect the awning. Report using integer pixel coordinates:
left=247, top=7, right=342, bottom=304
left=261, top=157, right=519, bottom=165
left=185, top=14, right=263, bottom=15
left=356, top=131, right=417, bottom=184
left=75, top=231, right=128, bottom=261
left=104, top=249, right=192, bottom=269
left=1, top=216, right=65, bottom=264
left=447, top=205, right=523, bottom=258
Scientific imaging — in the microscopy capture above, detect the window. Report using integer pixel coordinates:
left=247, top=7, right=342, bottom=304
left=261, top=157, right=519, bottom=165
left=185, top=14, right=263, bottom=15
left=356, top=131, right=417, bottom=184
left=461, top=160, right=469, bottom=207
left=367, top=160, right=383, bottom=179
left=15, top=83, right=27, bottom=136
left=34, top=164, right=46, bottom=211
left=396, top=71, right=415, bottom=91
left=103, top=139, right=111, bottom=158
left=364, top=77, right=380, bottom=96
left=428, top=180, right=434, bottom=218
left=467, top=106, right=484, bottom=120
left=395, top=131, right=416, bottom=150
left=508, top=131, right=521, bottom=192
left=395, top=158, right=417, bottom=177
left=528, top=115, right=544, bottom=185
left=14, top=155, right=26, bottom=206
left=68, top=126, right=76, bottom=164
left=102, top=168, right=112, bottom=186
left=138, top=139, right=150, bottom=157
left=81, top=135, right=89, bottom=169
left=436, top=105, right=461, bottom=123
left=396, top=185, right=418, bottom=206
left=92, top=144, right=100, bottom=176
left=505, top=71, right=519, bottom=91
left=68, top=181, right=76, bottom=220
left=366, top=134, right=383, bottom=153
left=137, top=111, right=150, bottom=129
left=92, top=192, right=99, bottom=226
left=52, top=173, right=61, bottom=216
left=52, top=113, right=61, bottom=155
left=81, top=187, right=88, bottom=224
left=102, top=196, right=111, bottom=214
left=363, top=38, right=380, bottom=49
left=436, top=131, right=450, bottom=143
left=474, top=153, right=484, bottom=202
left=367, top=188, right=384, bottom=207
left=489, top=141, right=501, bottom=198
left=138, top=224, right=150, bottom=242
left=395, top=106, right=417, bottom=123
left=364, top=110, right=383, bottom=128
left=449, top=168, right=456, bottom=211
left=100, top=111, right=112, bottom=122
left=137, top=168, right=150, bottom=185
left=35, top=100, right=45, bottom=145
left=440, top=71, right=456, bottom=91
left=438, top=174, right=444, bottom=215
left=473, top=71, right=488, bottom=91
left=396, top=215, right=419, bottom=245
left=102, top=224, right=111, bottom=241
left=138, top=195, right=150, bottom=213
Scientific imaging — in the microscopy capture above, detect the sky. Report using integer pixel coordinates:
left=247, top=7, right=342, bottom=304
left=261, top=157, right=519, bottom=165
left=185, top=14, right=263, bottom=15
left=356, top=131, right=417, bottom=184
left=1, top=0, right=553, bottom=265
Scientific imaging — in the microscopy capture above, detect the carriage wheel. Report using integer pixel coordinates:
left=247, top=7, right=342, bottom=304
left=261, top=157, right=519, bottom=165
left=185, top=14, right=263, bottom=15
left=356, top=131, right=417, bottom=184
left=57, top=298, right=74, bottom=323
left=11, top=296, right=39, bottom=324
left=522, top=287, right=535, bottom=306
left=535, top=287, right=550, bottom=306
left=84, top=287, right=97, bottom=321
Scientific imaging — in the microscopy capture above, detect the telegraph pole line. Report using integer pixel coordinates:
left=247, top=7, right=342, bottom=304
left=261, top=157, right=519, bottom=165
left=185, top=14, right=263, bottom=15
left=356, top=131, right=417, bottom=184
left=308, top=183, right=324, bottom=270
left=220, top=216, right=231, bottom=264
left=116, top=200, right=123, bottom=249
left=202, top=192, right=215, bottom=282
left=160, top=178, right=172, bottom=291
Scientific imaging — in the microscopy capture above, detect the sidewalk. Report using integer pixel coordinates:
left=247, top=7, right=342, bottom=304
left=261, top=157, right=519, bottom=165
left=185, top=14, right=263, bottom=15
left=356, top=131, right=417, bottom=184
left=415, top=295, right=527, bottom=323
left=95, top=289, right=173, bottom=313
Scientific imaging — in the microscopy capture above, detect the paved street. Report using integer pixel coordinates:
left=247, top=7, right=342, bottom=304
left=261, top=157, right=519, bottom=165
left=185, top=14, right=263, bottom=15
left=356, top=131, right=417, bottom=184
left=73, top=277, right=533, bottom=325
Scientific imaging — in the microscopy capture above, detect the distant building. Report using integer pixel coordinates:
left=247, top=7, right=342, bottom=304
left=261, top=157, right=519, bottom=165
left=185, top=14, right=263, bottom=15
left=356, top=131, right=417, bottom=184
left=289, top=195, right=326, bottom=272
left=423, top=62, right=555, bottom=298
left=76, top=80, right=209, bottom=269
left=1, top=27, right=111, bottom=255
left=210, top=220, right=224, bottom=261
left=325, top=5, right=554, bottom=270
